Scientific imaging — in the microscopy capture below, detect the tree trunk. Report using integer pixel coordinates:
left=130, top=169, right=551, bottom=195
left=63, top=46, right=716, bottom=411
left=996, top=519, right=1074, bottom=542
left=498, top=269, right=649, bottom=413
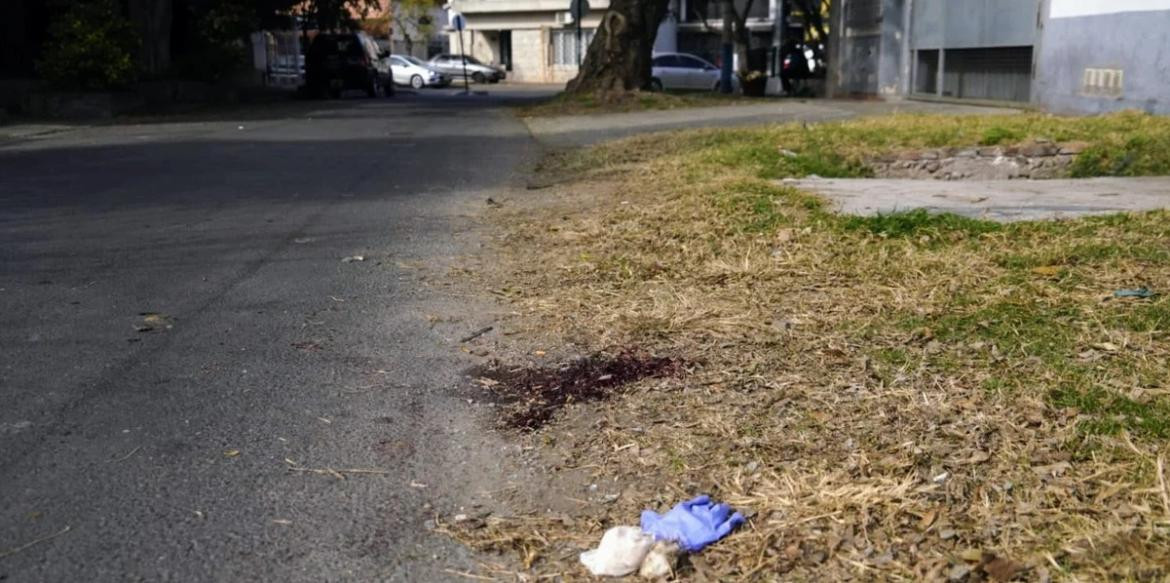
left=732, top=0, right=755, bottom=75
left=718, top=0, right=733, bottom=92
left=128, top=0, right=172, bottom=76
left=733, top=16, right=751, bottom=75
left=565, top=0, right=670, bottom=93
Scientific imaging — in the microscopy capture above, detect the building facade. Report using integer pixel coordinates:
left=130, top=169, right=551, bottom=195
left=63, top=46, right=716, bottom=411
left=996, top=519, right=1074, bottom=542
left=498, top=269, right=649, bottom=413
left=1034, top=0, right=1170, bottom=114
left=828, top=0, right=1170, bottom=114
left=444, top=0, right=790, bottom=85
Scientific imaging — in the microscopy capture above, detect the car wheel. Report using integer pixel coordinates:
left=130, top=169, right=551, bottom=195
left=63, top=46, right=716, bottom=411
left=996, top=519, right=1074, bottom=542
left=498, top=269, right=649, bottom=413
left=649, top=78, right=663, bottom=92
left=471, top=72, right=486, bottom=84
left=410, top=75, right=424, bottom=89
left=367, top=76, right=386, bottom=98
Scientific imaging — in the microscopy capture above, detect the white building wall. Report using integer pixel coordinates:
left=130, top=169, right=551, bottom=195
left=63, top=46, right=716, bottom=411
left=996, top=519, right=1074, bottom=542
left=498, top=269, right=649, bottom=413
left=511, top=29, right=550, bottom=82
left=1049, top=0, right=1170, bottom=18
left=1036, top=0, right=1170, bottom=113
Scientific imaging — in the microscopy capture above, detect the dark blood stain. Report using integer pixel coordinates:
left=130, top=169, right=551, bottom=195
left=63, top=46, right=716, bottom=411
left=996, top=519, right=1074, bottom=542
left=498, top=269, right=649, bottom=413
left=469, top=351, right=685, bottom=431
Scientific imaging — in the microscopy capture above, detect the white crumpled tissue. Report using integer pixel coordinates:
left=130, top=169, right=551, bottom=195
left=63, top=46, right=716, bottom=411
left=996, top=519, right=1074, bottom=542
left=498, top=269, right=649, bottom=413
left=579, top=526, right=656, bottom=577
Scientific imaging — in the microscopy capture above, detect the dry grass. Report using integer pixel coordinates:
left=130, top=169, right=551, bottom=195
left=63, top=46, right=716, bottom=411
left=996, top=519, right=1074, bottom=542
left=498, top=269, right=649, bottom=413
left=450, top=112, right=1170, bottom=581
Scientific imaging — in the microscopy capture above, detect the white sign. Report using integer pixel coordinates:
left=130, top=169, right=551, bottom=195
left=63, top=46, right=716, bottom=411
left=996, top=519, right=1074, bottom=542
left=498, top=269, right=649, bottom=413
left=451, top=12, right=466, bottom=31
left=1049, top=0, right=1170, bottom=18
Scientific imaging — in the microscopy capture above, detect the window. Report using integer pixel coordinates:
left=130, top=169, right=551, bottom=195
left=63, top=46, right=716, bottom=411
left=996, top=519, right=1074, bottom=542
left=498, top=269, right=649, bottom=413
left=678, top=56, right=709, bottom=69
left=653, top=55, right=682, bottom=68
left=551, top=29, right=595, bottom=66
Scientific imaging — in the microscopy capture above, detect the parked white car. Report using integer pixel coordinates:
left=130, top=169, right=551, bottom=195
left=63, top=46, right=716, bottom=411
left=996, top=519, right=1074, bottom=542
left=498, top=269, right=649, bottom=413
left=650, top=52, right=738, bottom=92
left=388, top=55, right=450, bottom=89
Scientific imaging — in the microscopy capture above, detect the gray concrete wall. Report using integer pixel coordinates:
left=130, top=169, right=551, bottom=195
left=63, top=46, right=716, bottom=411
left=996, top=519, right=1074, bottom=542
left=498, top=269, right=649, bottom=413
left=828, top=0, right=882, bottom=95
left=876, top=0, right=905, bottom=95
left=1035, top=8, right=1170, bottom=114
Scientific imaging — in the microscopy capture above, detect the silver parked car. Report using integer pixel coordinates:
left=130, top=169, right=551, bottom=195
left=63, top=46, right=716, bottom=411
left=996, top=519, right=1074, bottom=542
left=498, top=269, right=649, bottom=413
left=650, top=52, right=738, bottom=92
left=388, top=55, right=450, bottom=89
left=428, top=54, right=506, bottom=83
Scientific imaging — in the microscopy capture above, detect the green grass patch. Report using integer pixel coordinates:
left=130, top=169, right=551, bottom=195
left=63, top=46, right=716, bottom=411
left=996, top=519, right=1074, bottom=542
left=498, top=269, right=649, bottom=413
left=1109, top=300, right=1170, bottom=334
left=839, top=209, right=1002, bottom=239
left=979, top=125, right=1024, bottom=146
left=1051, top=386, right=1170, bottom=438
left=996, top=242, right=1170, bottom=269
left=712, top=180, right=799, bottom=233
left=1071, top=132, right=1170, bottom=177
left=551, top=110, right=1170, bottom=181
left=905, top=299, right=1084, bottom=363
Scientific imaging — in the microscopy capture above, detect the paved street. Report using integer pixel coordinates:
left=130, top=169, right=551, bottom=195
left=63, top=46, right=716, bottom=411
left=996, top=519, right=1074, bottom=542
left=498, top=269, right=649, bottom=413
left=0, top=88, right=552, bottom=581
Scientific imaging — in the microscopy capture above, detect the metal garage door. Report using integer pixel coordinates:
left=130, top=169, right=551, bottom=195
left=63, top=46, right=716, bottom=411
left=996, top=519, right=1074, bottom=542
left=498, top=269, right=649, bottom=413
left=838, top=0, right=883, bottom=94
left=910, top=0, right=1040, bottom=102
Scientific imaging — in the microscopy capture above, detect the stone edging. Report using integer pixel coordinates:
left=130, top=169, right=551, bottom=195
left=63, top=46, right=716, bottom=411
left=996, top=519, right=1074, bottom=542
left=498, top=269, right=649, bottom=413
left=867, top=140, right=1090, bottom=180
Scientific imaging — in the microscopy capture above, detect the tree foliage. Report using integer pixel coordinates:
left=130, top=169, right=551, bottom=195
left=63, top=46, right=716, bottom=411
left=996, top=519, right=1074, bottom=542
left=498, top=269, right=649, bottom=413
left=301, top=0, right=384, bottom=31
left=38, top=0, right=140, bottom=89
left=173, top=0, right=260, bottom=82
left=389, top=0, right=442, bottom=51
left=790, top=0, right=830, bottom=42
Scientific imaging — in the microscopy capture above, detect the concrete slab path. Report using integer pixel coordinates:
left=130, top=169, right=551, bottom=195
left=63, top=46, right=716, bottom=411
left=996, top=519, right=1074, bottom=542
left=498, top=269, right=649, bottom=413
left=785, top=176, right=1170, bottom=222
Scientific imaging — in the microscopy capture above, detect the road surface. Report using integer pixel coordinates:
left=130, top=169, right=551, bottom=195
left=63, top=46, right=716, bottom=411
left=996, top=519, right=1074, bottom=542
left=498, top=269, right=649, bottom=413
left=0, top=87, right=551, bottom=581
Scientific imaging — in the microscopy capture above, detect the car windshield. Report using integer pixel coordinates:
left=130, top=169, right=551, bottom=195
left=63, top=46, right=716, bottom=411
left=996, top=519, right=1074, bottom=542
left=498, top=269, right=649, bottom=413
left=461, top=55, right=483, bottom=65
left=404, top=56, right=426, bottom=66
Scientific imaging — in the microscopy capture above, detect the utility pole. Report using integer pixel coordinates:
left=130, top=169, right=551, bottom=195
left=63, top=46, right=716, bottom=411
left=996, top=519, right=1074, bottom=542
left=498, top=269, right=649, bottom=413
left=576, top=1, right=583, bottom=67
left=452, top=12, right=470, bottom=94
left=569, top=0, right=590, bottom=67
left=720, top=0, right=734, bottom=93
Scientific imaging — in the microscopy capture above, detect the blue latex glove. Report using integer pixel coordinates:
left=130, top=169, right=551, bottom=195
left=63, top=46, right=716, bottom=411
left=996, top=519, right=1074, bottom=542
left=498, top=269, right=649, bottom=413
left=640, top=495, right=745, bottom=552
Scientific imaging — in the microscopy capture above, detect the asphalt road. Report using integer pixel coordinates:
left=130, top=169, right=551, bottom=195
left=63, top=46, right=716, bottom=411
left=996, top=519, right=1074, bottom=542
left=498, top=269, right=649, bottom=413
left=0, top=87, right=552, bottom=582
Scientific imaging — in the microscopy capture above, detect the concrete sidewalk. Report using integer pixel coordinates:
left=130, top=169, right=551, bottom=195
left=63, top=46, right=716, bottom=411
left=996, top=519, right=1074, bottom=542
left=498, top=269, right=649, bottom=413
left=523, top=98, right=1018, bottom=148
left=786, top=176, right=1170, bottom=221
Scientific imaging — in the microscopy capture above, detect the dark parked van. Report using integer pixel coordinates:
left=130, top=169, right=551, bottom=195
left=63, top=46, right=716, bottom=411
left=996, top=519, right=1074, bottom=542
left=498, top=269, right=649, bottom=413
left=304, top=32, right=394, bottom=98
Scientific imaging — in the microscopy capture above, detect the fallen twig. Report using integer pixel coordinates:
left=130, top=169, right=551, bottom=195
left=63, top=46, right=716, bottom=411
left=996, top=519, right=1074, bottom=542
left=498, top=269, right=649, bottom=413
left=1158, top=455, right=1169, bottom=518
left=0, top=525, right=72, bottom=559
left=107, top=446, right=142, bottom=464
left=284, top=459, right=389, bottom=480
left=460, top=326, right=494, bottom=343
left=441, top=569, right=495, bottom=581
